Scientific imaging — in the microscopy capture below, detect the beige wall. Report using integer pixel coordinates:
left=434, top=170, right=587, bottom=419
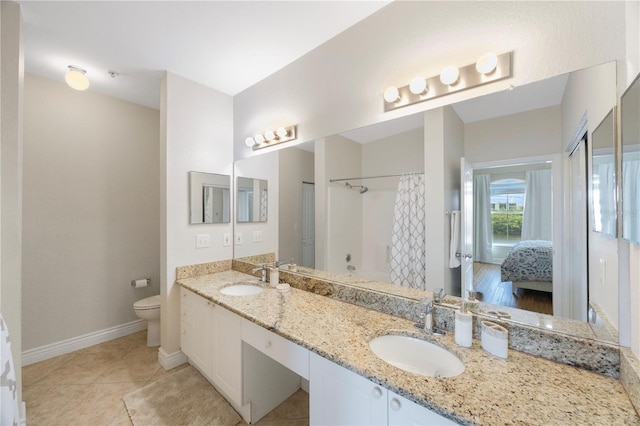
left=23, top=73, right=160, bottom=350
left=278, top=147, right=314, bottom=265
left=1, top=0, right=24, bottom=415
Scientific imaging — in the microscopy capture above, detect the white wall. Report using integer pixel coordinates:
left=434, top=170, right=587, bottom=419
left=234, top=150, right=279, bottom=259
left=424, top=106, right=464, bottom=296
left=1, top=0, right=24, bottom=414
left=23, top=74, right=160, bottom=350
left=361, top=128, right=423, bottom=280
left=278, top=147, right=314, bottom=265
left=234, top=1, right=625, bottom=161
left=464, top=106, right=562, bottom=163
left=160, top=72, right=233, bottom=359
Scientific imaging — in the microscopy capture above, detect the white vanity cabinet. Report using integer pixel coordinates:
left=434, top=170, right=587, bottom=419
left=180, top=288, right=243, bottom=407
left=309, top=352, right=456, bottom=426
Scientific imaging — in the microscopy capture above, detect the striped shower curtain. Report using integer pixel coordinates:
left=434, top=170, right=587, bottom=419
left=390, top=173, right=425, bottom=289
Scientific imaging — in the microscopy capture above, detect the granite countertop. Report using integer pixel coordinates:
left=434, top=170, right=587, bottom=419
left=177, top=270, right=639, bottom=425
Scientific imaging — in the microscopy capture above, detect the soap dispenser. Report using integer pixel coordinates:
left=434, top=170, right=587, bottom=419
left=269, top=263, right=279, bottom=288
left=455, top=300, right=472, bottom=347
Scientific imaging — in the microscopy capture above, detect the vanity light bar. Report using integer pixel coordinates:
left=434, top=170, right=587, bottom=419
left=383, top=52, right=512, bottom=112
left=245, top=125, right=297, bottom=151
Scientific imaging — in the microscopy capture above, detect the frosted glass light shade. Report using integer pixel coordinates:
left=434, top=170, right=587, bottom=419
left=440, top=66, right=459, bottom=85
left=264, top=130, right=276, bottom=141
left=276, top=127, right=288, bottom=138
left=383, top=86, right=400, bottom=103
left=254, top=134, right=265, bottom=144
left=245, top=137, right=255, bottom=147
left=476, top=53, right=498, bottom=74
left=409, top=77, right=427, bottom=95
left=65, top=67, right=90, bottom=91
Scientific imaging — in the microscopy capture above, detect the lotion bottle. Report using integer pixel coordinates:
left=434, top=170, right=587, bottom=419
left=269, top=264, right=279, bottom=288
left=455, top=300, right=473, bottom=347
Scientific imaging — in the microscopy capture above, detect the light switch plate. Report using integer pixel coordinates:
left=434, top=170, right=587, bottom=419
left=196, top=233, right=210, bottom=249
left=223, top=233, right=231, bottom=247
left=235, top=233, right=243, bottom=245
left=253, top=230, right=263, bottom=242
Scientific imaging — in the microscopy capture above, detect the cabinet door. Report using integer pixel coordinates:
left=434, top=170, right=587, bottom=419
left=310, top=352, right=386, bottom=426
left=388, top=390, right=457, bottom=426
left=189, top=293, right=214, bottom=376
left=211, top=305, right=242, bottom=405
left=180, top=288, right=194, bottom=358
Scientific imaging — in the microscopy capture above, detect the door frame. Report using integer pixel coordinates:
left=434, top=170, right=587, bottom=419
left=467, top=153, right=563, bottom=316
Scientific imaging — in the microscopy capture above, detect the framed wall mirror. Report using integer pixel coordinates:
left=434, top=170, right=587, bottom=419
left=189, top=171, right=231, bottom=224
left=233, top=61, right=619, bottom=344
left=621, top=73, right=640, bottom=245
left=237, top=176, right=268, bottom=223
left=591, top=108, right=617, bottom=237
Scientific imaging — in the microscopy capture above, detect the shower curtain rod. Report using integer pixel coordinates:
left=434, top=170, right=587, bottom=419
left=329, top=172, right=423, bottom=183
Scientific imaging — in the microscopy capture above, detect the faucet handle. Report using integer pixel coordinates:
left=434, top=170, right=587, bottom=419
left=434, top=288, right=445, bottom=303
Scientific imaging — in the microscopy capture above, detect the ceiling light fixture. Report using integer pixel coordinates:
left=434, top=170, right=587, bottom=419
left=248, top=125, right=297, bottom=151
left=383, top=52, right=512, bottom=112
left=65, top=65, right=90, bottom=91
left=439, top=65, right=460, bottom=86
left=409, top=77, right=428, bottom=95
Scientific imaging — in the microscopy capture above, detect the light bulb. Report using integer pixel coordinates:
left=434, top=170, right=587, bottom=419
left=264, top=130, right=276, bottom=141
left=476, top=53, right=498, bottom=74
left=65, top=66, right=90, bottom=91
left=409, top=76, right=427, bottom=95
left=254, top=134, right=265, bottom=144
left=276, top=127, right=288, bottom=138
left=245, top=137, right=255, bottom=147
left=440, top=65, right=459, bottom=86
left=383, top=86, right=400, bottom=103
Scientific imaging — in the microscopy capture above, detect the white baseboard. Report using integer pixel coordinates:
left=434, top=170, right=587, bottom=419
left=21, top=319, right=147, bottom=366
left=158, top=347, right=187, bottom=371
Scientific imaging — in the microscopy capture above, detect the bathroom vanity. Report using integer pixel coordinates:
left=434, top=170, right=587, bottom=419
left=177, top=269, right=638, bottom=425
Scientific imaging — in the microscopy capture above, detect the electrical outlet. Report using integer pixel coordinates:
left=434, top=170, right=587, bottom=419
left=196, top=233, right=210, bottom=249
left=235, top=233, right=243, bottom=245
left=253, top=230, right=263, bottom=242
left=223, top=233, right=231, bottom=247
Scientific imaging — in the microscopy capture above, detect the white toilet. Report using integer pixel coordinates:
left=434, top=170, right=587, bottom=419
left=133, top=295, right=161, bottom=347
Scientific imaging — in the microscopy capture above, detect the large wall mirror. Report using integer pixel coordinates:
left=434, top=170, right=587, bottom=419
left=189, top=171, right=231, bottom=224
left=237, top=176, right=268, bottom=223
left=621, top=73, right=640, bottom=245
left=591, top=108, right=617, bottom=237
left=234, top=61, right=619, bottom=344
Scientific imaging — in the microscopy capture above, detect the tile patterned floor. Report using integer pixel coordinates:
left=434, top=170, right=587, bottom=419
left=22, top=331, right=309, bottom=425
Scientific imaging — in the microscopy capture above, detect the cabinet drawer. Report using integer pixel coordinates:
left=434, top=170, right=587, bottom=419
left=242, top=319, right=309, bottom=379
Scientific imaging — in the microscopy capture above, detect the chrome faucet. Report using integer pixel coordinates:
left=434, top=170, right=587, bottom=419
left=274, top=259, right=292, bottom=268
left=415, top=296, right=445, bottom=336
left=251, top=264, right=268, bottom=282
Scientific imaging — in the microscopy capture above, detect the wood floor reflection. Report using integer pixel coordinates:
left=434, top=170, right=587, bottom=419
left=473, top=262, right=553, bottom=315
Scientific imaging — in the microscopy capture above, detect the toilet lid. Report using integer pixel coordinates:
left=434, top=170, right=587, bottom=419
left=134, top=295, right=160, bottom=310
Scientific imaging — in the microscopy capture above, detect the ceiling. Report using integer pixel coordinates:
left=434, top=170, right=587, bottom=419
left=19, top=1, right=391, bottom=109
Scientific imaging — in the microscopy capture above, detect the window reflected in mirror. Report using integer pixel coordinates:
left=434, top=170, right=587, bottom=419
left=621, top=73, right=640, bottom=245
left=591, top=108, right=617, bottom=237
left=189, top=171, right=231, bottom=224
left=237, top=176, right=268, bottom=223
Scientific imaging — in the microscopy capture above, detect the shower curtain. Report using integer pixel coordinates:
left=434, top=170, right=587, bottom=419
left=390, top=173, right=425, bottom=289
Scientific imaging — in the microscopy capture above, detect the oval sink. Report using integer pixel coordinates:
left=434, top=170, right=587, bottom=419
left=220, top=283, right=264, bottom=296
left=369, top=335, right=464, bottom=378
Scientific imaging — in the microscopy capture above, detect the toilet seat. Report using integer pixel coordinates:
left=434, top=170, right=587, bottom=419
left=134, top=295, right=160, bottom=310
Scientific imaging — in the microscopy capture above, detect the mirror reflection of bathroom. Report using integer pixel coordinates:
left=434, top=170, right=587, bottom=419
left=621, top=73, right=640, bottom=245
left=189, top=171, right=231, bottom=224
left=237, top=176, right=268, bottom=223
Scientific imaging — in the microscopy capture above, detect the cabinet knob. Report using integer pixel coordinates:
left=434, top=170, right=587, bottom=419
left=372, top=387, right=383, bottom=399
left=390, top=398, right=401, bottom=411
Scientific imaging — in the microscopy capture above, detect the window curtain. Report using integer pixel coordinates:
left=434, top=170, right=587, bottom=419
left=522, top=169, right=552, bottom=241
left=473, top=174, right=493, bottom=263
left=622, top=157, right=640, bottom=242
left=390, top=173, right=425, bottom=289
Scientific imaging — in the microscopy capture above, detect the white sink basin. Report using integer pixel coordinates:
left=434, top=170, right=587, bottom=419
left=369, top=335, right=464, bottom=378
left=219, top=283, right=264, bottom=296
